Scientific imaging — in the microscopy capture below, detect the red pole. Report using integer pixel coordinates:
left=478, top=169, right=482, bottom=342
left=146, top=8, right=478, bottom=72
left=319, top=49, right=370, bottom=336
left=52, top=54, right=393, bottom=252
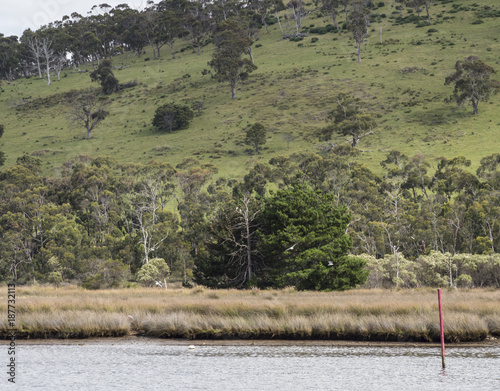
left=438, top=288, right=446, bottom=369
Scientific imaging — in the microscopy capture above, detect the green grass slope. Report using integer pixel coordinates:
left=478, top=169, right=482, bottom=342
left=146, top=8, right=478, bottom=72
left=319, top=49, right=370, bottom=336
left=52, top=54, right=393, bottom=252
left=1, top=0, right=499, bottom=178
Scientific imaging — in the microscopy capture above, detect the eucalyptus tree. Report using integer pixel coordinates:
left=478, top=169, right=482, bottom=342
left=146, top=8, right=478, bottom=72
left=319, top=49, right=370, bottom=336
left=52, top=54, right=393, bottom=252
left=185, top=0, right=212, bottom=55
left=157, top=0, right=189, bottom=59
left=245, top=123, right=267, bottom=153
left=248, top=0, right=275, bottom=33
left=140, top=1, right=168, bottom=59
left=67, top=88, right=109, bottom=139
left=445, top=56, right=500, bottom=115
left=324, top=92, right=376, bottom=148
left=88, top=4, right=115, bottom=58
left=317, top=0, right=340, bottom=30
left=208, top=18, right=257, bottom=99
left=0, top=34, right=20, bottom=81
left=346, top=0, right=370, bottom=63
left=21, top=30, right=43, bottom=78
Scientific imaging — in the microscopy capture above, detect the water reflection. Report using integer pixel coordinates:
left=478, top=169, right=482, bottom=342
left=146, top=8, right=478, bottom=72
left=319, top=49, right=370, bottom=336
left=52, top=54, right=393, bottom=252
left=11, top=340, right=500, bottom=391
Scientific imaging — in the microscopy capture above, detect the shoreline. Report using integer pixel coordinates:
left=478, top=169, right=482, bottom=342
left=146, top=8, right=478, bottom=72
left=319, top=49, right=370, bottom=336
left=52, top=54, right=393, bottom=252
left=1, top=335, right=498, bottom=347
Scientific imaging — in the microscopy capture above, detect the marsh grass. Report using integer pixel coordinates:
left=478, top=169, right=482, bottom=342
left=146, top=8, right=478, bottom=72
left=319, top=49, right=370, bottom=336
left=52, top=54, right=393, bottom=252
left=1, top=286, right=498, bottom=341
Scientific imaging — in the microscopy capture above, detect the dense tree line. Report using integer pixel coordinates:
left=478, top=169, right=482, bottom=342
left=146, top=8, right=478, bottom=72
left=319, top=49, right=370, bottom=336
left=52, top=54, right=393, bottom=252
left=0, top=0, right=449, bottom=82
left=1, top=148, right=500, bottom=289
left=0, top=0, right=263, bottom=83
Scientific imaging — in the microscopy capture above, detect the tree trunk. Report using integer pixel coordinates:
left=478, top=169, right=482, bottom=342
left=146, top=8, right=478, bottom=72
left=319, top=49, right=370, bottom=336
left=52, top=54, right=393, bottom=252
left=37, top=60, right=42, bottom=79
left=425, top=3, right=431, bottom=24
left=244, top=199, right=253, bottom=283
left=332, top=8, right=338, bottom=30
left=395, top=251, right=400, bottom=288
left=472, top=99, right=478, bottom=115
left=46, top=62, right=51, bottom=86
left=248, top=47, right=254, bottom=65
left=231, top=80, right=236, bottom=99
left=357, top=43, right=361, bottom=63
left=276, top=11, right=285, bottom=37
left=170, top=42, right=175, bottom=59
left=448, top=254, right=453, bottom=287
left=263, top=17, right=270, bottom=33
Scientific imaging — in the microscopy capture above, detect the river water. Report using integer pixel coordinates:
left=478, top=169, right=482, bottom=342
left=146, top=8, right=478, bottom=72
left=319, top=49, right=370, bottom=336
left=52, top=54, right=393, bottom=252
left=6, top=339, right=500, bottom=390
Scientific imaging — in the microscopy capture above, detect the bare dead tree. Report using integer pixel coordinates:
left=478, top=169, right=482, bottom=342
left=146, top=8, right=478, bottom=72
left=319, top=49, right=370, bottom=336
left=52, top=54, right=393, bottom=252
left=129, top=177, right=173, bottom=264
left=26, top=36, right=43, bottom=79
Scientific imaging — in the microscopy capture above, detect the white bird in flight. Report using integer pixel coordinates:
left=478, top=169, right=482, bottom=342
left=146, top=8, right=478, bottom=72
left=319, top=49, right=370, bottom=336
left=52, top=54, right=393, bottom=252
left=285, top=243, right=298, bottom=252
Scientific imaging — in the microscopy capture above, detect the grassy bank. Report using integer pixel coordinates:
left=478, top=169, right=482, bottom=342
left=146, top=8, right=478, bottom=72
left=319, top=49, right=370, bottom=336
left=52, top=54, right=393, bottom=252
left=1, top=286, right=499, bottom=342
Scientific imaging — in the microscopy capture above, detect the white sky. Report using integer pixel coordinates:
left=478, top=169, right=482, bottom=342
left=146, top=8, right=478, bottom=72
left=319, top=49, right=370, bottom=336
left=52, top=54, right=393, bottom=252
left=0, top=0, right=146, bottom=38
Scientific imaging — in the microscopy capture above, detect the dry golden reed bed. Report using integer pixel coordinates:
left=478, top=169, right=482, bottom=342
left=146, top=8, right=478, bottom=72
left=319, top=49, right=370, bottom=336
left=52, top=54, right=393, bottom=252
left=1, top=286, right=499, bottom=342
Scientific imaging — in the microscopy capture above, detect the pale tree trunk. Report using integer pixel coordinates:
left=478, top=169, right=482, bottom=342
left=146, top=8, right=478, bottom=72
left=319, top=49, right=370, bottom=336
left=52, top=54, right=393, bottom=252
left=231, top=80, right=236, bottom=99
left=170, top=41, right=176, bottom=59
left=448, top=254, right=453, bottom=287
left=131, top=179, right=172, bottom=264
left=40, top=37, right=53, bottom=86
left=45, top=60, right=51, bottom=86
left=28, top=37, right=43, bottom=78
left=242, top=195, right=254, bottom=282
left=332, top=8, right=339, bottom=30
left=276, top=11, right=285, bottom=37
left=247, top=46, right=254, bottom=65
left=472, top=98, right=479, bottom=115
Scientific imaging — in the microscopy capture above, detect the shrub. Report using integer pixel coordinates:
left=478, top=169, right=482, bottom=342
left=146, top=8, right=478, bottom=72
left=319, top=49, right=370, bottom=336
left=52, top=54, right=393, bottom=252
left=136, top=258, right=171, bottom=287
left=89, top=59, right=119, bottom=95
left=82, top=274, right=105, bottom=290
left=152, top=103, right=194, bottom=133
left=81, top=259, right=131, bottom=289
left=48, top=272, right=63, bottom=288
left=310, top=27, right=327, bottom=34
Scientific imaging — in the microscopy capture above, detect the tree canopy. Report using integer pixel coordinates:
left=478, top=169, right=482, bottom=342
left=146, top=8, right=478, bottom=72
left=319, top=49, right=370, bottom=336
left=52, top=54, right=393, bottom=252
left=258, top=182, right=368, bottom=290
left=323, top=92, right=376, bottom=148
left=208, top=19, right=257, bottom=99
left=445, top=56, right=500, bottom=115
left=245, top=123, right=267, bottom=154
left=152, top=103, right=194, bottom=132
left=90, top=59, right=119, bottom=94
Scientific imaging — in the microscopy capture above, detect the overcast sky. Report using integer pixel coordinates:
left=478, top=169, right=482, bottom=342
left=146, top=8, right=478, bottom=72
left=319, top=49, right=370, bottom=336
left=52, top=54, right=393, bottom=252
left=1, top=0, right=146, bottom=38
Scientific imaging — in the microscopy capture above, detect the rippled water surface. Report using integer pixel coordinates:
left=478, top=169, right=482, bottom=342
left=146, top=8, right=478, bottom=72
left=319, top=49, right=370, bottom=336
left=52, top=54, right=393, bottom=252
left=9, top=340, right=500, bottom=390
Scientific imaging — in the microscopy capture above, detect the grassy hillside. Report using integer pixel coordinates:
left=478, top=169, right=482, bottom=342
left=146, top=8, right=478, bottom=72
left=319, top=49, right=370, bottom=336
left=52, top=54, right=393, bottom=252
left=1, top=0, right=499, bottom=179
